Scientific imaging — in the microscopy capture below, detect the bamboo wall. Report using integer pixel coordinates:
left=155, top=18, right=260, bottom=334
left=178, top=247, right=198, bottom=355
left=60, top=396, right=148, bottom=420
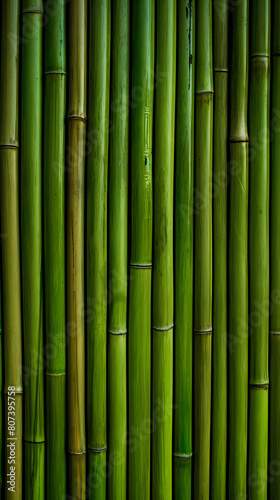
left=0, top=0, right=277, bottom=499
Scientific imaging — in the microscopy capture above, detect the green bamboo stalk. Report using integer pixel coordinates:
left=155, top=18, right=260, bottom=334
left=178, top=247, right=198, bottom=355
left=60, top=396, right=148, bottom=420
left=270, top=1, right=280, bottom=498
left=128, top=1, right=154, bottom=498
left=108, top=0, right=129, bottom=497
left=248, top=2, right=270, bottom=499
left=173, top=1, right=195, bottom=499
left=21, top=1, right=44, bottom=496
left=86, top=0, right=110, bottom=498
left=44, top=1, right=66, bottom=498
left=193, top=0, right=213, bottom=497
left=0, top=2, right=23, bottom=499
left=228, top=0, right=249, bottom=498
left=67, top=0, right=87, bottom=498
left=211, top=0, right=228, bottom=497
left=152, top=1, right=176, bottom=499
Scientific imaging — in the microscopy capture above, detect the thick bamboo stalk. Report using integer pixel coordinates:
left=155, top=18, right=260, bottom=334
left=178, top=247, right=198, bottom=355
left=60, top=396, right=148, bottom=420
left=86, top=0, right=110, bottom=498
left=228, top=0, right=249, bottom=498
left=211, top=0, right=228, bottom=497
left=128, top=1, right=154, bottom=498
left=44, top=1, right=66, bottom=498
left=0, top=2, right=23, bottom=499
left=270, top=1, right=280, bottom=497
left=193, top=0, right=213, bottom=497
left=152, top=1, right=176, bottom=499
left=173, top=1, right=195, bottom=499
left=108, top=0, right=129, bottom=497
left=67, top=0, right=87, bottom=498
left=248, top=2, right=270, bottom=499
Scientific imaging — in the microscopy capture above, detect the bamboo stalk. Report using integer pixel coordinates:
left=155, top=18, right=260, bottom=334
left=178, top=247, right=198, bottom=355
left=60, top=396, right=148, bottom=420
left=86, top=0, right=110, bottom=498
left=108, top=0, right=129, bottom=497
left=0, top=270, right=2, bottom=499
left=67, top=0, right=87, bottom=498
left=248, top=2, right=270, bottom=499
left=152, top=1, right=176, bottom=499
left=228, top=0, right=249, bottom=498
left=211, top=0, right=228, bottom=497
left=128, top=1, right=154, bottom=498
left=44, top=1, right=66, bottom=498
left=270, top=1, right=280, bottom=497
left=173, top=1, right=195, bottom=498
left=193, top=0, right=213, bottom=497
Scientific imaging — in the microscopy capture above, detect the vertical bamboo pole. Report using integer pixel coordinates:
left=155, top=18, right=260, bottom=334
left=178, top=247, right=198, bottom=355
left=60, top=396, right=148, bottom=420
left=86, top=0, right=110, bottom=498
left=21, top=1, right=44, bottom=497
left=107, top=0, right=129, bottom=497
left=67, top=0, right=87, bottom=498
left=248, top=2, right=270, bottom=499
left=270, top=1, right=280, bottom=497
left=173, top=1, right=195, bottom=499
left=0, top=270, right=2, bottom=498
left=44, top=0, right=66, bottom=498
left=211, top=0, right=228, bottom=497
left=152, top=1, right=176, bottom=499
left=193, top=0, right=213, bottom=497
left=228, top=0, right=249, bottom=498
left=128, top=0, right=154, bottom=498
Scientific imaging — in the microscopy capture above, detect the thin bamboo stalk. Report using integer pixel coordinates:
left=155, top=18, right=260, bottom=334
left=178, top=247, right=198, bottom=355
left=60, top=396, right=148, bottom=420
left=228, top=0, right=249, bottom=498
left=108, top=0, right=129, bottom=497
left=128, top=1, right=154, bottom=498
left=0, top=2, right=23, bottom=499
left=86, top=0, right=110, bottom=498
left=211, top=0, right=228, bottom=497
left=67, top=0, right=87, bottom=498
left=193, top=0, right=213, bottom=497
left=44, top=1, right=66, bottom=498
left=0, top=271, right=2, bottom=499
left=269, top=1, right=280, bottom=497
left=21, top=1, right=44, bottom=496
left=152, top=1, right=176, bottom=499
left=173, top=1, right=195, bottom=499
left=248, top=2, right=270, bottom=499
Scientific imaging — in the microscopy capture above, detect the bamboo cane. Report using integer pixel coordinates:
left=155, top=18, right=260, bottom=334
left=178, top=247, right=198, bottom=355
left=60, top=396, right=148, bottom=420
left=21, top=0, right=45, bottom=498
left=86, top=0, right=110, bottom=498
left=108, top=1, right=129, bottom=497
left=270, top=1, right=280, bottom=497
left=211, top=0, right=228, bottom=497
left=228, top=0, right=249, bottom=498
left=193, top=0, right=213, bottom=497
left=248, top=2, right=270, bottom=499
left=44, top=1, right=66, bottom=498
left=0, top=270, right=2, bottom=499
left=128, top=1, right=154, bottom=498
left=67, top=0, right=87, bottom=498
left=173, top=1, right=195, bottom=499
left=152, top=1, right=176, bottom=499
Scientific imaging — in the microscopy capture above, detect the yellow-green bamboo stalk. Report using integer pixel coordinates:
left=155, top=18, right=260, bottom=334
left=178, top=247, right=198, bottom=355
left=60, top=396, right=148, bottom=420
left=211, top=0, right=228, bottom=497
left=108, top=0, right=129, bottom=497
left=67, top=0, right=87, bottom=498
left=228, top=0, right=249, bottom=498
left=86, top=0, right=110, bottom=498
left=152, top=1, right=176, bottom=499
left=193, top=0, right=213, bottom=497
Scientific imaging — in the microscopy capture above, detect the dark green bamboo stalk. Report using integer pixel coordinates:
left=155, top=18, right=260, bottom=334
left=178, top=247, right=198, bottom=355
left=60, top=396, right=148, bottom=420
left=44, top=1, right=66, bottom=498
left=0, top=270, right=2, bottom=499
left=108, top=1, right=129, bottom=497
left=152, top=1, right=176, bottom=499
left=211, top=0, right=228, bottom=497
left=21, top=1, right=44, bottom=498
left=270, top=1, right=280, bottom=498
left=67, top=0, right=87, bottom=498
left=128, top=1, right=154, bottom=498
left=193, top=0, right=213, bottom=497
left=248, top=2, right=270, bottom=499
left=228, top=0, right=249, bottom=498
left=173, top=1, right=195, bottom=499
left=86, top=0, right=110, bottom=498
